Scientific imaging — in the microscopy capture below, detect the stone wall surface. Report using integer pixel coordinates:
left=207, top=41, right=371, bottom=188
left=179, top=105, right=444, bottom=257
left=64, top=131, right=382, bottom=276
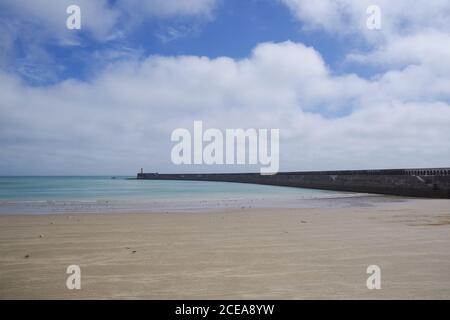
left=137, top=169, right=450, bottom=198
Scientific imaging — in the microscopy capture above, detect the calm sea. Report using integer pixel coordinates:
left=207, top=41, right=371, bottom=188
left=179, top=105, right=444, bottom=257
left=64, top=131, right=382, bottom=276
left=0, top=176, right=380, bottom=214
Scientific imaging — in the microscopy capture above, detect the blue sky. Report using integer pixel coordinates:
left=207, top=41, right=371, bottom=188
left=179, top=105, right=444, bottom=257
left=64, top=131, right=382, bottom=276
left=1, top=0, right=450, bottom=175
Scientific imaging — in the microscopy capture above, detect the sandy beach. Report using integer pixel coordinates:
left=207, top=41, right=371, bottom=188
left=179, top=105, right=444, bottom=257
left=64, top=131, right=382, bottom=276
left=1, top=198, right=450, bottom=299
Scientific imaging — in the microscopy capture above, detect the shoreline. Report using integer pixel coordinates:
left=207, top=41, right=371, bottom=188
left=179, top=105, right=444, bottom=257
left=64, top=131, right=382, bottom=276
left=0, top=194, right=405, bottom=215
left=1, top=199, right=450, bottom=299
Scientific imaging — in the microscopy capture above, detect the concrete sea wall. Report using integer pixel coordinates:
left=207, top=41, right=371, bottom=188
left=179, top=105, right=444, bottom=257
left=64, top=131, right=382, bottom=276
left=137, top=168, right=450, bottom=198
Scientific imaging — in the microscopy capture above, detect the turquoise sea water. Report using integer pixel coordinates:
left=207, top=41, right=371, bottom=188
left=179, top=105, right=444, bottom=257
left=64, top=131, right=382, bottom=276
left=0, top=176, right=378, bottom=214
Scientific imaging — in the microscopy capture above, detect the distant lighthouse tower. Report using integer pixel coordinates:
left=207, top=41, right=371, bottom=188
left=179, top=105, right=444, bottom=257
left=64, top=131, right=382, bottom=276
left=137, top=168, right=144, bottom=179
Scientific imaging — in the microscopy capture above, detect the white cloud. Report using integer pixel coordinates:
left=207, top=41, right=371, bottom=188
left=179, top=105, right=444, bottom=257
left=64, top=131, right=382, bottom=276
left=348, top=31, right=450, bottom=71
left=1, top=0, right=449, bottom=174
left=1, top=41, right=449, bottom=175
left=0, top=0, right=222, bottom=83
left=279, top=0, right=450, bottom=108
left=0, top=0, right=220, bottom=43
left=0, top=0, right=120, bottom=42
left=279, top=0, right=450, bottom=38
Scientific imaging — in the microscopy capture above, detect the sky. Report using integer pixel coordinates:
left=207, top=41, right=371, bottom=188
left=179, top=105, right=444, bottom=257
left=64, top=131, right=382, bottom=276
left=0, top=0, right=450, bottom=175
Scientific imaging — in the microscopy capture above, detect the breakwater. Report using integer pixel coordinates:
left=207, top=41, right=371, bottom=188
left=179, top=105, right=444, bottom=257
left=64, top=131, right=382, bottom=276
left=137, top=168, right=450, bottom=198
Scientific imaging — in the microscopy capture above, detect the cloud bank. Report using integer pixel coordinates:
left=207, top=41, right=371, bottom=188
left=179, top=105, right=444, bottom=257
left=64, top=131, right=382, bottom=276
left=1, top=39, right=449, bottom=175
left=0, top=1, right=449, bottom=174
left=279, top=0, right=450, bottom=37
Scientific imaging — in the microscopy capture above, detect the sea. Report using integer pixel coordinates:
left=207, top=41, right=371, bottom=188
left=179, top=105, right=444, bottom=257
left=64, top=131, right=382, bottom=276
left=0, top=176, right=392, bottom=214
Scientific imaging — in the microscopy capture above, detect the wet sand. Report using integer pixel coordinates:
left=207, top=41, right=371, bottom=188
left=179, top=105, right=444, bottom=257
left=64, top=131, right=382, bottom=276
left=0, top=199, right=450, bottom=299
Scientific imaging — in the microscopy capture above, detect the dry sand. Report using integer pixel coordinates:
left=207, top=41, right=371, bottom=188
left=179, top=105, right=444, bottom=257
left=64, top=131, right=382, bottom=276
left=1, top=199, right=450, bottom=299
